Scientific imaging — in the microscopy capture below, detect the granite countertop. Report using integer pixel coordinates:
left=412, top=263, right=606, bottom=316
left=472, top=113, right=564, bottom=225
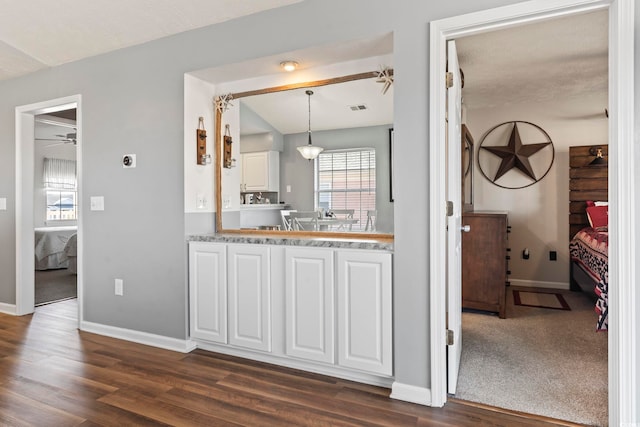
left=187, top=233, right=393, bottom=251
left=240, top=204, right=290, bottom=209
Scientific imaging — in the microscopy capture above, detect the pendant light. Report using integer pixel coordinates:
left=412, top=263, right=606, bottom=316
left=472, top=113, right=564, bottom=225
left=297, top=90, right=323, bottom=161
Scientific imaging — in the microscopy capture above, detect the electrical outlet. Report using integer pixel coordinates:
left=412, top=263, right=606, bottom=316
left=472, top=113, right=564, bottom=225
left=115, top=278, right=124, bottom=296
left=196, top=194, right=206, bottom=209
left=549, top=251, right=557, bottom=261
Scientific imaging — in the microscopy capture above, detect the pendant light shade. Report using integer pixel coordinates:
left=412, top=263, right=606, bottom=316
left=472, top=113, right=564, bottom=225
left=297, top=90, right=323, bottom=160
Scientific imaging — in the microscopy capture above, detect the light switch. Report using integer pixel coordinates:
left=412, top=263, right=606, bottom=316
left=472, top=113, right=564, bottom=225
left=90, top=196, right=105, bottom=211
left=286, top=185, right=291, bottom=193
left=0, top=198, right=6, bottom=210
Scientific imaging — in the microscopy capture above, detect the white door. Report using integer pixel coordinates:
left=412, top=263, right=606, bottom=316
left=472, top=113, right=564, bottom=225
left=228, top=244, right=271, bottom=352
left=189, top=242, right=227, bottom=343
left=285, top=247, right=335, bottom=363
left=446, top=39, right=464, bottom=394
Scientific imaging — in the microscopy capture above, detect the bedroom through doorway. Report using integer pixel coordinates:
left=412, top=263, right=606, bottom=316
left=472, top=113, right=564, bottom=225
left=15, top=94, right=82, bottom=323
left=451, top=8, right=609, bottom=426
left=34, top=108, right=78, bottom=307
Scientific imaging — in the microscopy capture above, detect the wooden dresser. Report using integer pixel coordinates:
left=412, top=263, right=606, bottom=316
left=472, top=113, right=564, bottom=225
left=461, top=211, right=510, bottom=318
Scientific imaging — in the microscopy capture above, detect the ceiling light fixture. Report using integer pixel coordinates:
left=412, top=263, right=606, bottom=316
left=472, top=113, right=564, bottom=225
left=297, top=90, right=323, bottom=161
left=280, top=61, right=298, bottom=72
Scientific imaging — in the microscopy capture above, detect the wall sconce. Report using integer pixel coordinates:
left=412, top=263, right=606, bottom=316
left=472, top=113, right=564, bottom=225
left=223, top=124, right=235, bottom=168
left=589, top=146, right=607, bottom=166
left=196, top=117, right=211, bottom=165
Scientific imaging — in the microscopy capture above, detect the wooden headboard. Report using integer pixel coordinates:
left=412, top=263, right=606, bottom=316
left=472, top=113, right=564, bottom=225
left=569, top=144, right=608, bottom=238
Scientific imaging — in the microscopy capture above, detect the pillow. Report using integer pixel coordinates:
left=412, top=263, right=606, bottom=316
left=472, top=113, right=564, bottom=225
left=594, top=201, right=608, bottom=206
left=586, top=205, right=608, bottom=231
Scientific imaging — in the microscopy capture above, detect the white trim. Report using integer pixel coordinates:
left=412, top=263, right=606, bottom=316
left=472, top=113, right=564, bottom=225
left=508, top=279, right=570, bottom=290
left=15, top=95, right=83, bottom=324
left=0, top=303, right=17, bottom=315
left=429, top=1, right=635, bottom=425
left=194, top=340, right=394, bottom=389
left=81, top=321, right=198, bottom=354
left=390, top=382, right=431, bottom=405
left=607, top=0, right=637, bottom=424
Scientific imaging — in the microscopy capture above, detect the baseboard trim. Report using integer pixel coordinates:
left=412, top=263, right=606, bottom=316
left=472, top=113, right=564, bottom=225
left=0, top=303, right=17, bottom=315
left=80, top=321, right=197, bottom=353
left=509, top=279, right=570, bottom=290
left=390, top=381, right=432, bottom=406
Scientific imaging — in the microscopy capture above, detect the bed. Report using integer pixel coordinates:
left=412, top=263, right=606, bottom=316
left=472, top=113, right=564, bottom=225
left=570, top=227, right=608, bottom=330
left=34, top=226, right=77, bottom=271
left=568, top=145, right=608, bottom=331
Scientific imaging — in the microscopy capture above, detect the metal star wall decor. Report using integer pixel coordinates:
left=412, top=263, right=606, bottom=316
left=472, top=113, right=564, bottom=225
left=478, top=121, right=555, bottom=189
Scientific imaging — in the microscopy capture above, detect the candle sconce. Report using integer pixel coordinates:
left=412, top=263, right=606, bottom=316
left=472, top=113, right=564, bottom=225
left=196, top=117, right=211, bottom=165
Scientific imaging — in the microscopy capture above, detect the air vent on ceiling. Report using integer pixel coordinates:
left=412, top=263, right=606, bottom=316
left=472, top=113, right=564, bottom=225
left=349, top=104, right=368, bottom=111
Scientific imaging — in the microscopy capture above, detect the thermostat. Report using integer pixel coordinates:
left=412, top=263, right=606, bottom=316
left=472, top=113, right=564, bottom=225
left=122, top=154, right=136, bottom=168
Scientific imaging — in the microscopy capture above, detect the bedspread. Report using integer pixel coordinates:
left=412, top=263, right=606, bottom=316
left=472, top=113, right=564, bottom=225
left=34, top=226, right=77, bottom=270
left=569, top=227, right=608, bottom=330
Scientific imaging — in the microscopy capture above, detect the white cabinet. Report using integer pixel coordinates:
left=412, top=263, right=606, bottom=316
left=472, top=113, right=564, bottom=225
left=285, top=247, right=334, bottom=364
left=337, top=250, right=393, bottom=376
left=241, top=151, right=279, bottom=192
left=227, top=244, right=271, bottom=352
left=189, top=242, right=227, bottom=344
left=189, top=241, right=393, bottom=381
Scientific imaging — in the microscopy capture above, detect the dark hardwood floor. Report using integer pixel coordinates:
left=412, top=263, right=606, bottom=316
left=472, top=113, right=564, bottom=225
left=0, top=299, right=583, bottom=426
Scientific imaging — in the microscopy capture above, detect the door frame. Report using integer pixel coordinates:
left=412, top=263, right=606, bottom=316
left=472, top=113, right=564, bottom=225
left=15, top=94, right=83, bottom=325
left=429, top=1, right=635, bottom=425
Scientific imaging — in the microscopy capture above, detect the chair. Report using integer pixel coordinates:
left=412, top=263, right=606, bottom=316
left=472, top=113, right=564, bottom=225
left=328, top=209, right=355, bottom=231
left=289, top=211, right=319, bottom=231
left=364, top=210, right=377, bottom=232
left=280, top=210, right=296, bottom=231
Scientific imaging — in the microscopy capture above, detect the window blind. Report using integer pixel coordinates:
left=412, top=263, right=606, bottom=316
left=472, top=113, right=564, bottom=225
left=43, top=158, right=77, bottom=190
left=316, top=149, right=376, bottom=231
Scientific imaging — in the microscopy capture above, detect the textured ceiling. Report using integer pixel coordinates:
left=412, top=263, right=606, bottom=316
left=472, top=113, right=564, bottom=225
left=0, top=0, right=301, bottom=81
left=456, top=10, right=608, bottom=119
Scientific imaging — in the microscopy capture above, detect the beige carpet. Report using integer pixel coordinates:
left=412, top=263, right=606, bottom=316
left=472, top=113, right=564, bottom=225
left=456, top=286, right=608, bottom=426
left=35, top=269, right=77, bottom=306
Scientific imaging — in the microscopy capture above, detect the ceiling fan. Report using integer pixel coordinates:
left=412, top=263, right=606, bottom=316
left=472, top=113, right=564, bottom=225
left=34, top=116, right=77, bottom=147
left=35, top=132, right=77, bottom=147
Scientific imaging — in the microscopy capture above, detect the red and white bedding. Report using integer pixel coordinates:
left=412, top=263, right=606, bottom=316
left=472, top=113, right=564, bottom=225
left=569, top=227, right=608, bottom=330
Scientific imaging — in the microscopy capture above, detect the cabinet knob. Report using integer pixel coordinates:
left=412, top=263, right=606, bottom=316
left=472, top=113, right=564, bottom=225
left=461, top=225, right=471, bottom=233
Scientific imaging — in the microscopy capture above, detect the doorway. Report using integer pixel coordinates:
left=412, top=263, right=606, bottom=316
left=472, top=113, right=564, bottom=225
left=429, top=0, right=635, bottom=425
left=15, top=95, right=83, bottom=324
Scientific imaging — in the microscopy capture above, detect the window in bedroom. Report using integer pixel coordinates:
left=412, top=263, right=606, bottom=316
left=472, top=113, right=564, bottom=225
left=43, top=158, right=77, bottom=221
left=315, top=148, right=376, bottom=231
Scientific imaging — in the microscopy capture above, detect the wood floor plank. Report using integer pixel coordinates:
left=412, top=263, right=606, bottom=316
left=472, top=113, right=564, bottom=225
left=0, top=300, right=580, bottom=426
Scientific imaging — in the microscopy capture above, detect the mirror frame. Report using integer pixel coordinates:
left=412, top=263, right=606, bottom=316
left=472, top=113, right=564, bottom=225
left=462, top=123, right=474, bottom=212
left=215, top=71, right=394, bottom=242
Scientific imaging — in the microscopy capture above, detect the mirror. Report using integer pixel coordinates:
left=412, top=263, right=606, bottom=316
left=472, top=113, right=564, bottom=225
left=215, top=71, right=394, bottom=240
left=462, top=124, right=474, bottom=212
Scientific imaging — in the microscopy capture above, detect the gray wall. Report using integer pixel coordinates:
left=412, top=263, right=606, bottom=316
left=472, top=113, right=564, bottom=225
left=280, top=125, right=393, bottom=233
left=0, top=0, right=637, bottom=402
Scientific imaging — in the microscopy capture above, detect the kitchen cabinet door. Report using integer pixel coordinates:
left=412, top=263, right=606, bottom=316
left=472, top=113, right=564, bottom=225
left=242, top=151, right=279, bottom=192
left=189, top=242, right=227, bottom=344
left=285, top=247, right=334, bottom=363
left=227, top=244, right=271, bottom=352
left=337, top=250, right=392, bottom=376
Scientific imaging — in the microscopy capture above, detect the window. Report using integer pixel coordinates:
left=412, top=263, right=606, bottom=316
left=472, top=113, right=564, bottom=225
left=316, top=149, right=375, bottom=231
left=43, top=158, right=77, bottom=221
